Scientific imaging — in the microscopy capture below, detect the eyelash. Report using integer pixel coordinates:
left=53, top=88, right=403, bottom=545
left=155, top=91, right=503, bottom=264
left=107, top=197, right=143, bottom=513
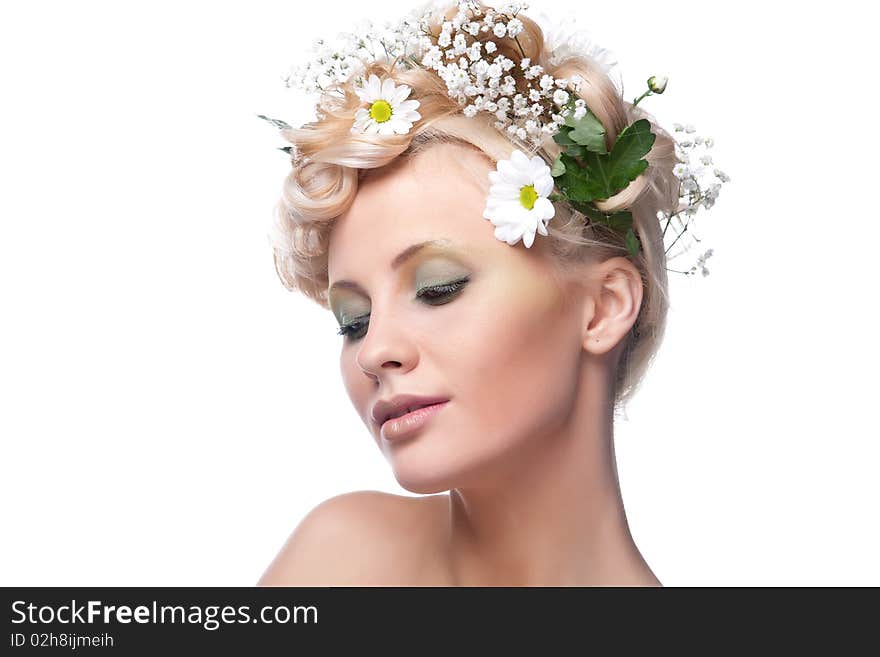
left=336, top=276, right=470, bottom=341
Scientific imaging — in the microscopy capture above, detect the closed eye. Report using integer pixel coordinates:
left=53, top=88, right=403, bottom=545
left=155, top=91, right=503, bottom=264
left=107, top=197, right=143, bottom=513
left=336, top=276, right=470, bottom=341
left=415, top=276, right=470, bottom=304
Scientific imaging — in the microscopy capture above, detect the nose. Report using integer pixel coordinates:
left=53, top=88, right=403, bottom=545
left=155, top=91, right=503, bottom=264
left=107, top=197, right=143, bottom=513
left=355, top=308, right=418, bottom=381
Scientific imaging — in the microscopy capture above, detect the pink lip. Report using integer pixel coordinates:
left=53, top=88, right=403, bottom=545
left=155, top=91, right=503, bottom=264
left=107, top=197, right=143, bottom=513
left=380, top=401, right=448, bottom=442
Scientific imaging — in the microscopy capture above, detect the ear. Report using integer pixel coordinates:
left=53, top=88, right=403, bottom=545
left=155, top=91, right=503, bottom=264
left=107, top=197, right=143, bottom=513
left=582, top=256, right=644, bottom=356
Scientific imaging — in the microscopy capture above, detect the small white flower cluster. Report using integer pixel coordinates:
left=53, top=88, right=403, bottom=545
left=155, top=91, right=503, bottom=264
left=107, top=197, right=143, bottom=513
left=659, top=123, right=731, bottom=274
left=282, top=10, right=428, bottom=95
left=281, top=0, right=592, bottom=149
left=689, top=248, right=714, bottom=277
left=671, top=122, right=730, bottom=214
left=418, top=1, right=583, bottom=147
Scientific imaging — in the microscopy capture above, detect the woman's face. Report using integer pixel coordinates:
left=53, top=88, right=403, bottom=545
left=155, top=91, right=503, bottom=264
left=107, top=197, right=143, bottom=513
left=327, top=143, right=589, bottom=494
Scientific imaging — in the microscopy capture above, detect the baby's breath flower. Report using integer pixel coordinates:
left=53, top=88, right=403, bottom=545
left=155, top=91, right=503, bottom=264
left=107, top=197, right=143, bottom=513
left=688, top=249, right=714, bottom=277
left=498, top=55, right=515, bottom=71
left=553, top=89, right=569, bottom=106
left=507, top=18, right=524, bottom=37
left=453, top=32, right=468, bottom=54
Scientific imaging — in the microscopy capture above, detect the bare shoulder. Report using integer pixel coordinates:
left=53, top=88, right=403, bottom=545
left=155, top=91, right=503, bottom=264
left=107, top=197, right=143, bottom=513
left=257, top=490, right=449, bottom=586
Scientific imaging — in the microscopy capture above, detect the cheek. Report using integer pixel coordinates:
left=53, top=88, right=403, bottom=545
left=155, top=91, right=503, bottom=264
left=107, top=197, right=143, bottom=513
left=340, top=354, right=375, bottom=428
left=445, top=271, right=581, bottom=436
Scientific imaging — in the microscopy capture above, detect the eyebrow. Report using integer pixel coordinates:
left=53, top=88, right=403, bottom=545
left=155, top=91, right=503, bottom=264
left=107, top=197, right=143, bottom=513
left=329, top=239, right=453, bottom=295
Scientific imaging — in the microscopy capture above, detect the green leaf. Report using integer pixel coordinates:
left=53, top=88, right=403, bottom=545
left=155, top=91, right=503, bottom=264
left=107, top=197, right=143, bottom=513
left=580, top=119, right=656, bottom=201
left=550, top=155, right=566, bottom=176
left=569, top=200, right=595, bottom=217
left=572, top=203, right=633, bottom=231
left=565, top=144, right=586, bottom=158
left=565, top=108, right=607, bottom=154
left=553, top=153, right=596, bottom=202
left=257, top=114, right=292, bottom=130
left=625, top=228, right=640, bottom=257
left=552, top=126, right=577, bottom=146
left=604, top=211, right=634, bottom=231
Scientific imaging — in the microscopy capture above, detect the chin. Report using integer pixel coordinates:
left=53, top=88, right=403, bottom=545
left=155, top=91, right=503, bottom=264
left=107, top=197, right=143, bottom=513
left=380, top=412, right=531, bottom=494
left=385, top=438, right=501, bottom=495
left=395, top=478, right=450, bottom=495
left=386, top=452, right=461, bottom=495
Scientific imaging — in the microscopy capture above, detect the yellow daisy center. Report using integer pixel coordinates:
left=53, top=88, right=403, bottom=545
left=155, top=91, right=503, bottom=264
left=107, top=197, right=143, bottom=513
left=519, top=184, right=538, bottom=210
left=369, top=99, right=393, bottom=123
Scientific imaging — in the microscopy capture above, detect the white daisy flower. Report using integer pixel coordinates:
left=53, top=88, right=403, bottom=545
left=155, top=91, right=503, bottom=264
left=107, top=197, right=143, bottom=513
left=483, top=149, right=556, bottom=248
left=351, top=73, right=421, bottom=136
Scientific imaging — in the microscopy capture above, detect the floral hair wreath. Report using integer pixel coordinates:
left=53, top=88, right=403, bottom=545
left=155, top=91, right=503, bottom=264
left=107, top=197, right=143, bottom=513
left=259, top=0, right=730, bottom=277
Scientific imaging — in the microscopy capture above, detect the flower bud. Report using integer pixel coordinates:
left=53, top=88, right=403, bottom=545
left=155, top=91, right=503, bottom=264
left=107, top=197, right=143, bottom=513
left=647, top=75, right=668, bottom=94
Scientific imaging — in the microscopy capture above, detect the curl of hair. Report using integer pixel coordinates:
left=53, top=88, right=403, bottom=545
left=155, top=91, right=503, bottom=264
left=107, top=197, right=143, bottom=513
left=270, top=1, right=680, bottom=411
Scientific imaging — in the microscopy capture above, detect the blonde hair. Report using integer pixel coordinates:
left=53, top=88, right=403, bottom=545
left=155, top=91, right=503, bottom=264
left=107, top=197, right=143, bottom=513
left=269, top=1, right=679, bottom=411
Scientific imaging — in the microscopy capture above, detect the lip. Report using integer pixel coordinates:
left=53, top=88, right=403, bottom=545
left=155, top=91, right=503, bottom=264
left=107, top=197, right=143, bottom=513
left=371, top=393, right=451, bottom=428
left=379, top=400, right=449, bottom=442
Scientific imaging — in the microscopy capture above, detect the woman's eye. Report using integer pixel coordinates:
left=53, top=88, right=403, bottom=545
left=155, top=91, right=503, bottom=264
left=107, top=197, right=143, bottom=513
left=337, top=317, right=369, bottom=340
left=416, top=276, right=470, bottom=305
left=336, top=277, right=470, bottom=342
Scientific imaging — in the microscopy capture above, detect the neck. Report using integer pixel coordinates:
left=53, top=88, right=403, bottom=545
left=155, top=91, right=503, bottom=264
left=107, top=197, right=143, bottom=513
left=441, top=363, right=661, bottom=587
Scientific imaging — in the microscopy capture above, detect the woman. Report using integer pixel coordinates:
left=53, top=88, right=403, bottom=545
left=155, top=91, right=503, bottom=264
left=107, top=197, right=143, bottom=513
left=258, top=0, right=690, bottom=586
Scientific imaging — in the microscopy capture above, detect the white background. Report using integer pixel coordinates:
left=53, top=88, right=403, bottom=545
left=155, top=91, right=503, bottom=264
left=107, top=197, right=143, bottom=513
left=1, top=0, right=877, bottom=586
